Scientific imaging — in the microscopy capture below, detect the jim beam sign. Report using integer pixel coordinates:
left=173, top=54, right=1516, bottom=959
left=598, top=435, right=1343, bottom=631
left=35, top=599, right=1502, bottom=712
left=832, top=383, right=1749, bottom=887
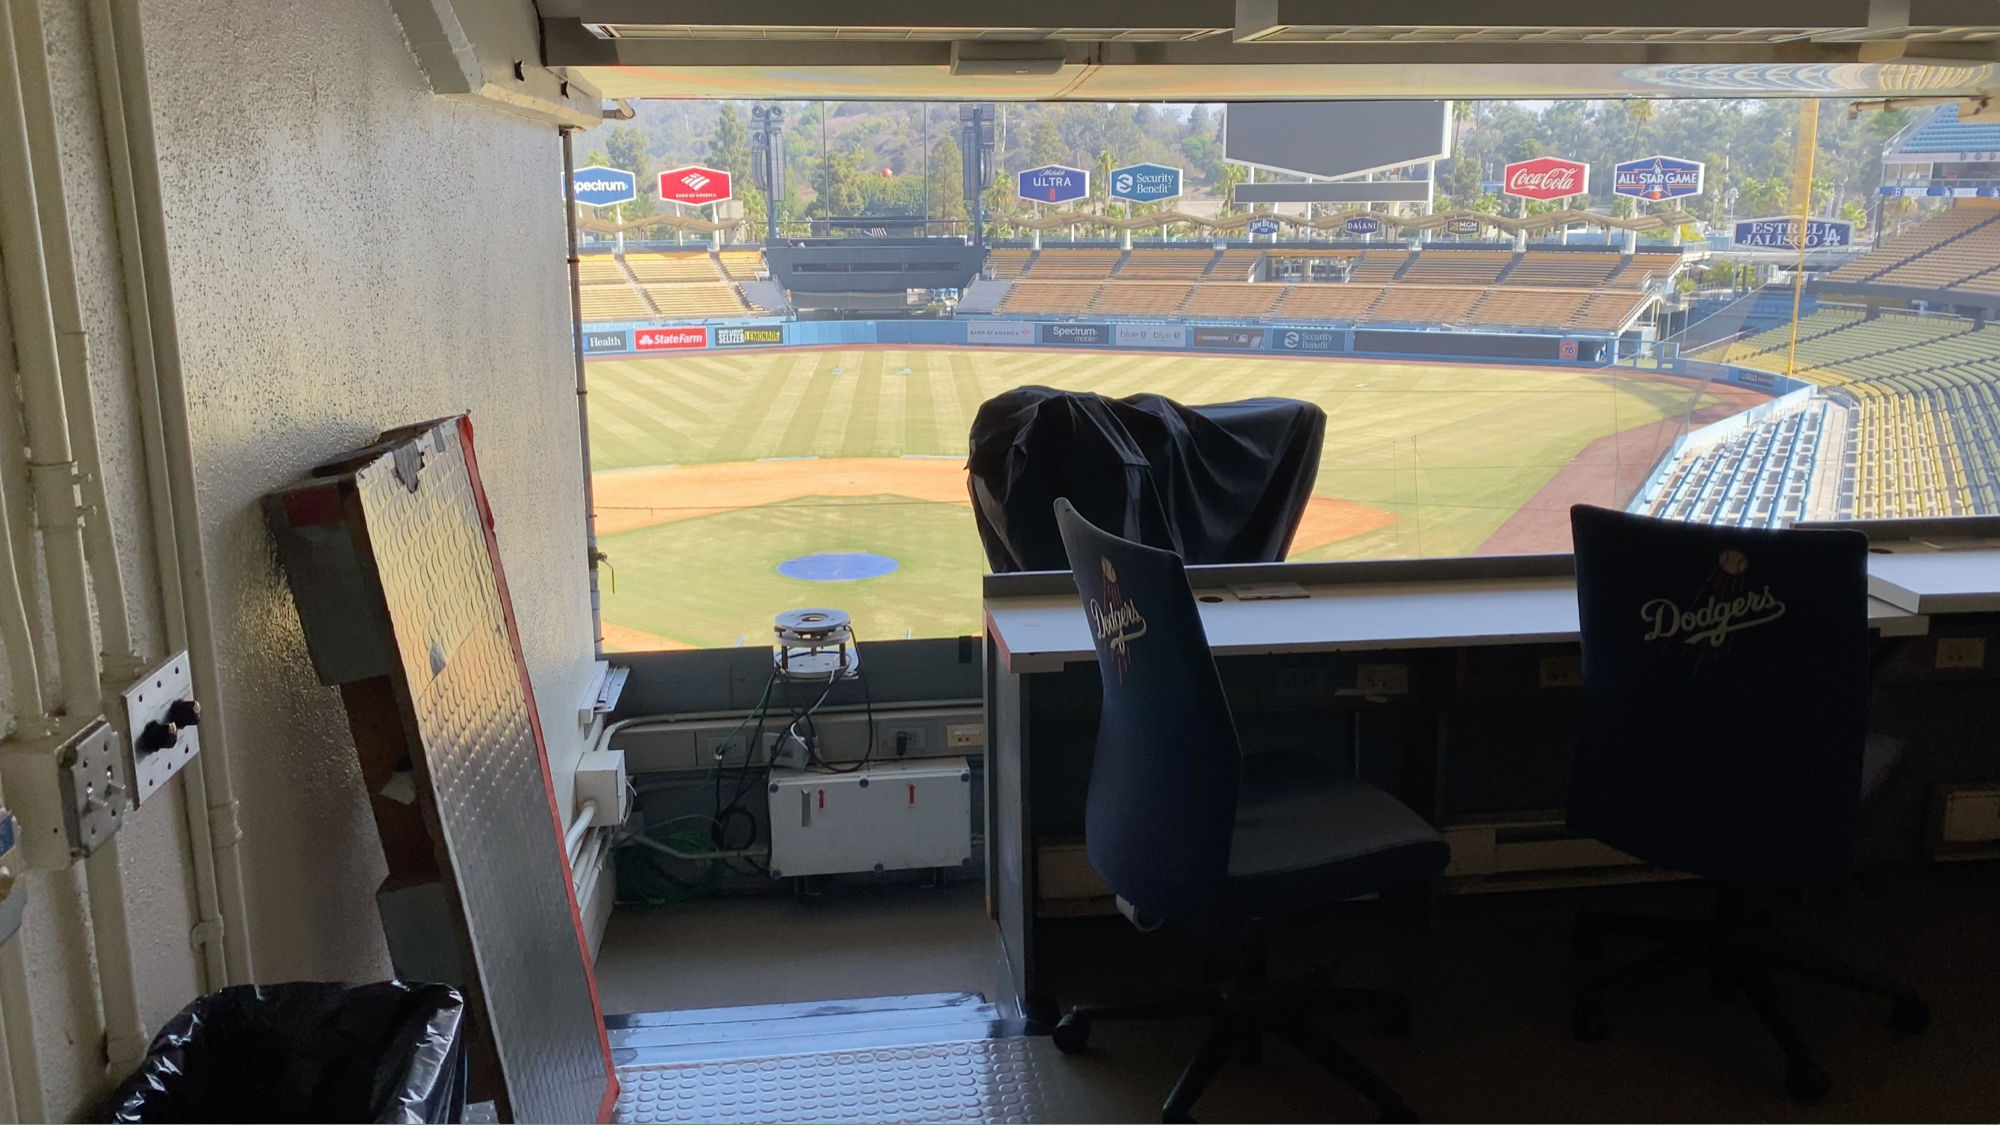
left=1503, top=157, right=1589, bottom=202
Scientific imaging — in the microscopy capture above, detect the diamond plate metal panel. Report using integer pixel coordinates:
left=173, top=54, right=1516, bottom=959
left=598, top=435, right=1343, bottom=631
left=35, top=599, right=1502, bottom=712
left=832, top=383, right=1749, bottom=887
left=615, top=1037, right=1100, bottom=1124
left=342, top=420, right=612, bottom=1122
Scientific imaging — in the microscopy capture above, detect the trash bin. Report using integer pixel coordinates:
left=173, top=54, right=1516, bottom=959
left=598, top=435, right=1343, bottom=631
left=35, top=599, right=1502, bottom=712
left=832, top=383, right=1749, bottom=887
left=110, top=981, right=467, bottom=1124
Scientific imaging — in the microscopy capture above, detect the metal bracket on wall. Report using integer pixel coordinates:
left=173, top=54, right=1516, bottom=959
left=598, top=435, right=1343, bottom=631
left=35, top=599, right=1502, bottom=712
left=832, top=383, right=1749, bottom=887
left=58, top=721, right=127, bottom=859
left=121, top=651, right=202, bottom=805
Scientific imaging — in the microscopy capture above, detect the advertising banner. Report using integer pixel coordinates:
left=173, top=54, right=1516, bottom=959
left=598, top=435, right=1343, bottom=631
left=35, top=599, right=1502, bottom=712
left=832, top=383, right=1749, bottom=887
left=1558, top=339, right=1580, bottom=360
left=572, top=168, right=636, bottom=208
left=581, top=330, right=628, bottom=354
left=715, top=326, right=785, bottom=346
left=965, top=321, right=1037, bottom=345
left=1503, top=157, right=1589, bottom=201
left=1113, top=324, right=1188, bottom=349
left=1039, top=322, right=1110, bottom=346
left=1247, top=216, right=1282, bottom=236
left=658, top=165, right=733, bottom=206
left=1344, top=215, right=1382, bottom=235
left=1272, top=328, right=1342, bottom=353
left=1444, top=217, right=1483, bottom=236
left=1016, top=165, right=1090, bottom=205
left=1731, top=217, right=1853, bottom=249
left=1109, top=164, right=1182, bottom=203
left=1612, top=155, right=1704, bottom=201
left=1193, top=328, right=1264, bottom=350
left=634, top=327, right=709, bottom=351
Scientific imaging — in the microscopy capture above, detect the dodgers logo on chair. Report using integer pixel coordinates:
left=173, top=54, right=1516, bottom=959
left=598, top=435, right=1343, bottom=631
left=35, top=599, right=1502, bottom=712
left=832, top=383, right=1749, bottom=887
left=1638, top=548, right=1788, bottom=654
left=1086, top=556, right=1147, bottom=682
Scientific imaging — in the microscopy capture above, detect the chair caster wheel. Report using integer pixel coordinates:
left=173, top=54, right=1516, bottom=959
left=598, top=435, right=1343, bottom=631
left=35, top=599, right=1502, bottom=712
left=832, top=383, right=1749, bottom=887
left=1051, top=1013, right=1091, bottom=1054
left=1572, top=999, right=1610, bottom=1043
left=1381, top=995, right=1414, bottom=1038
left=1890, top=996, right=1930, bottom=1034
left=1785, top=1060, right=1831, bottom=1104
left=1377, top=1101, right=1418, bottom=1123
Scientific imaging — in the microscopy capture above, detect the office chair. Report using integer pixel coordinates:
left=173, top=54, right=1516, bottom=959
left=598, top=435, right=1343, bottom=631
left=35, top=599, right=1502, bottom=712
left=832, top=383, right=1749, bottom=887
left=1048, top=499, right=1450, bottom=1123
left=1565, top=505, right=1929, bottom=1103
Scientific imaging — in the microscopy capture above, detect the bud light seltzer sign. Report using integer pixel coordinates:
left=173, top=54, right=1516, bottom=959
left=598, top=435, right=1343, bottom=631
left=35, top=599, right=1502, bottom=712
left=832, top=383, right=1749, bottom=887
left=1612, top=155, right=1704, bottom=201
left=1503, top=157, right=1589, bottom=201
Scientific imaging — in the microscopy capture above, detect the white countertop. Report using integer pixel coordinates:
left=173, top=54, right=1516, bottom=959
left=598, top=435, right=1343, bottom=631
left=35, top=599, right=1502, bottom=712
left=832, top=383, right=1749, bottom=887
left=987, top=568, right=1939, bottom=675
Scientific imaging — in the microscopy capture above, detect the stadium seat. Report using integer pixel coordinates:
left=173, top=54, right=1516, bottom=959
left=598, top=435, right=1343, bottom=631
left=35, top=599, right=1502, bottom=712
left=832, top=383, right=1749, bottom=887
left=577, top=255, right=627, bottom=285
left=1568, top=290, right=1647, bottom=331
left=1026, top=250, right=1125, bottom=279
left=1506, top=253, right=1623, bottom=288
left=1344, top=252, right=1411, bottom=283
left=987, top=249, right=1035, bottom=279
left=1211, top=249, right=1265, bottom=281
left=625, top=252, right=725, bottom=283
left=1399, top=251, right=1512, bottom=286
left=1271, top=285, right=1387, bottom=321
left=717, top=250, right=767, bottom=280
left=1371, top=286, right=1485, bottom=324
left=1091, top=282, right=1194, bottom=316
left=1117, top=250, right=1219, bottom=281
left=997, top=280, right=1107, bottom=314
left=1465, top=288, right=1589, bottom=329
left=1180, top=283, right=1284, bottom=319
left=579, top=284, right=652, bottom=321
left=642, top=282, right=752, bottom=318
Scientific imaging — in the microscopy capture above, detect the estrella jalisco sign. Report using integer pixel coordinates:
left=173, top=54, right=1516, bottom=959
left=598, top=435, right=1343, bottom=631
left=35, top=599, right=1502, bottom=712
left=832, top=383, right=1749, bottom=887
left=1732, top=217, right=1853, bottom=250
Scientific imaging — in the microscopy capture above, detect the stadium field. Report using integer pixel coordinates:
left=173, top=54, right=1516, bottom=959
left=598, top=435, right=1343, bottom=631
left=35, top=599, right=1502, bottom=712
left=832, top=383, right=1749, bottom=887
left=587, top=346, right=1733, bottom=650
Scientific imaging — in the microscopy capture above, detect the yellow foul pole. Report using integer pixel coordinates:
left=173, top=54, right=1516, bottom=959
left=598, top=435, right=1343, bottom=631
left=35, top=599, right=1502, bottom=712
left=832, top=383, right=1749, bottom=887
left=1785, top=100, right=1821, bottom=376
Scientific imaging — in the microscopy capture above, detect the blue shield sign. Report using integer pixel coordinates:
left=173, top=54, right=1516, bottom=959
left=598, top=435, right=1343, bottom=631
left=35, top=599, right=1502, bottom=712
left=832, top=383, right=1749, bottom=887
left=1109, top=163, right=1182, bottom=203
left=1017, top=165, right=1089, bottom=205
left=1732, top=217, right=1853, bottom=250
left=1247, top=216, right=1282, bottom=236
left=1344, top=215, right=1382, bottom=235
left=1612, top=155, right=1705, bottom=201
left=572, top=167, right=637, bottom=208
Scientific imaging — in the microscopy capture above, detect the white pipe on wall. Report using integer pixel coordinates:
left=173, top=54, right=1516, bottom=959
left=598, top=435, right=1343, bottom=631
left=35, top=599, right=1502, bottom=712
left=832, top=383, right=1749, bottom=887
left=0, top=283, right=47, bottom=729
left=91, top=0, right=250, bottom=986
left=0, top=0, right=149, bottom=1077
left=0, top=941, right=46, bottom=1123
left=82, top=0, right=228, bottom=992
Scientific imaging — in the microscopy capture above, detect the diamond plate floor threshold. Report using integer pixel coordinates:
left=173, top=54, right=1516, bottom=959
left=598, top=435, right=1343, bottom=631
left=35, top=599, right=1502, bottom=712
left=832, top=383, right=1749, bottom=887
left=615, top=1036, right=1100, bottom=1124
left=608, top=991, right=1022, bottom=1066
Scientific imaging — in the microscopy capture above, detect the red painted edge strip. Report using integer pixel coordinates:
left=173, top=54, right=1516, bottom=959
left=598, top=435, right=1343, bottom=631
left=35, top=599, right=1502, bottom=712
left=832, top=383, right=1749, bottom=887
left=455, top=415, right=620, bottom=1121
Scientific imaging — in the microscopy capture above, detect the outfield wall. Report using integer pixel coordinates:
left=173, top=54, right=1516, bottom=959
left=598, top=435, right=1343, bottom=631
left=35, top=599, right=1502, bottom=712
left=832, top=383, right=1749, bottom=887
left=578, top=317, right=1629, bottom=366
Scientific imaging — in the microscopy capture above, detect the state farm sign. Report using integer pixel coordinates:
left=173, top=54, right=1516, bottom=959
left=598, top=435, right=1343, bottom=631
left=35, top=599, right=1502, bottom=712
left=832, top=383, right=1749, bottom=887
left=1503, top=157, right=1588, bottom=201
left=635, top=327, right=708, bottom=350
left=658, top=165, right=733, bottom=206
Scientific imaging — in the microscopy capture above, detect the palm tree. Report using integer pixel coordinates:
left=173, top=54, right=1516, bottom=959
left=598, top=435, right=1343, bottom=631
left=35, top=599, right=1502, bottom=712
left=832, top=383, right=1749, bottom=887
left=1216, top=163, right=1248, bottom=215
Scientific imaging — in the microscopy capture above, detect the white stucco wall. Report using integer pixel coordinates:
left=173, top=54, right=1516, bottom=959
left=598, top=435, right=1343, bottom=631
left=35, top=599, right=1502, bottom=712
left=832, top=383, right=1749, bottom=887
left=3, top=0, right=598, bottom=1116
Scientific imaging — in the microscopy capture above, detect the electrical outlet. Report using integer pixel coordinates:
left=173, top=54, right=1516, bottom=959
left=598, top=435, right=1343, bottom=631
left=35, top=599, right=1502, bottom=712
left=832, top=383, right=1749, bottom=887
left=946, top=723, right=984, bottom=748
left=1538, top=655, right=1583, bottom=688
left=1273, top=666, right=1323, bottom=698
left=1354, top=663, right=1408, bottom=696
left=886, top=726, right=927, bottom=755
left=121, top=651, right=200, bottom=806
left=1936, top=637, right=1987, bottom=670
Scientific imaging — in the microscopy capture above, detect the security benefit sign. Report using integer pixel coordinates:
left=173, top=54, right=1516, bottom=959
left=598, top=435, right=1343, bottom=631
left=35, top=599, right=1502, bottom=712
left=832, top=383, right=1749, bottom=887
left=1017, top=165, right=1089, bottom=205
left=1109, top=164, right=1182, bottom=204
left=1274, top=328, right=1342, bottom=353
left=1612, top=156, right=1704, bottom=202
left=572, top=167, right=636, bottom=208
left=1732, top=217, right=1854, bottom=250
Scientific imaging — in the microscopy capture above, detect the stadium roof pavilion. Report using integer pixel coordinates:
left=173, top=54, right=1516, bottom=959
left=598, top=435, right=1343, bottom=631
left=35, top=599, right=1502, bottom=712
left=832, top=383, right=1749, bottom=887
left=542, top=0, right=2000, bottom=100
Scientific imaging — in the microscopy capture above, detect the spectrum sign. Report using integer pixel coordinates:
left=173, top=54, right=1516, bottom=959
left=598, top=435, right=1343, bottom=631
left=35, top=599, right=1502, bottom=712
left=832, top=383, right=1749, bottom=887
left=571, top=167, right=636, bottom=208
left=1612, top=155, right=1705, bottom=201
left=658, top=165, right=733, bottom=206
left=1503, top=156, right=1589, bottom=201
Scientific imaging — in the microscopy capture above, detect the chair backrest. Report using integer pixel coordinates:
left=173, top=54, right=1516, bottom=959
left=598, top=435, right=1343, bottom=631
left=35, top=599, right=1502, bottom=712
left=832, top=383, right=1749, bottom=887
left=1054, top=499, right=1241, bottom=927
left=1567, top=505, right=1870, bottom=887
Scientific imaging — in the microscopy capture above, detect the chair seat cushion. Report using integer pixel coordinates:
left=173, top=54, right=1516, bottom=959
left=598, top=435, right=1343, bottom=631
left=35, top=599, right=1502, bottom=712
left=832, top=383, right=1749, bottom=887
left=1224, top=758, right=1450, bottom=918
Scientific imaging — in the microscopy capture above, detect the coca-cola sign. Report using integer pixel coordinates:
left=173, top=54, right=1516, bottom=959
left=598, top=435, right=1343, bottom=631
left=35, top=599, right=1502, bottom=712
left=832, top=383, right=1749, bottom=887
left=1503, top=157, right=1589, bottom=201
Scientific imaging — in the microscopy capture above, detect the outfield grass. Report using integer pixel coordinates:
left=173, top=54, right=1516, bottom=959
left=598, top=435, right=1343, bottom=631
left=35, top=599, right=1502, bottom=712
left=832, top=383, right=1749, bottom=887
left=588, top=348, right=1719, bottom=647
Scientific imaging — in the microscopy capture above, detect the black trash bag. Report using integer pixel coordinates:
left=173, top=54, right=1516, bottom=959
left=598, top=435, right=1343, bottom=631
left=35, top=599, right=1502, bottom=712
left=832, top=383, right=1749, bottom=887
left=110, top=981, right=467, bottom=1124
left=968, top=386, right=1326, bottom=573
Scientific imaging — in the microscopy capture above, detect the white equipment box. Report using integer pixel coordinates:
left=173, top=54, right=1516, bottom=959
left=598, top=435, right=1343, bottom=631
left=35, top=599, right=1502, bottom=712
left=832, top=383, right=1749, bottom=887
left=767, top=757, right=972, bottom=879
